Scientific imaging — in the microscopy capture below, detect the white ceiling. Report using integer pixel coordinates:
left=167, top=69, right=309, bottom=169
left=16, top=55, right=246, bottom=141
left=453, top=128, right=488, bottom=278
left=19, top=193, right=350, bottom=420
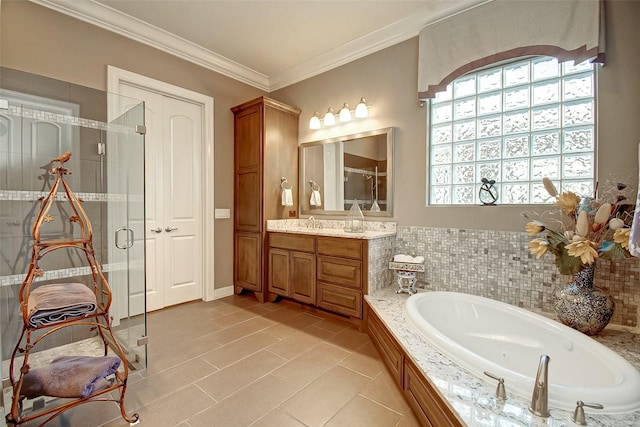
left=31, top=0, right=487, bottom=91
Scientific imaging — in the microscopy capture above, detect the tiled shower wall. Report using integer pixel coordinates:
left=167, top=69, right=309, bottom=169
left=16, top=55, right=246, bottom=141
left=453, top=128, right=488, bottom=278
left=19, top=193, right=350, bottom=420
left=394, top=225, right=640, bottom=328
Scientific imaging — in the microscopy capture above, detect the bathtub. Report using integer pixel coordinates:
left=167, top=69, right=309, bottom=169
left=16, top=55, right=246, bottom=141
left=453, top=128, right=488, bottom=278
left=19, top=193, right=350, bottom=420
left=404, top=291, right=640, bottom=414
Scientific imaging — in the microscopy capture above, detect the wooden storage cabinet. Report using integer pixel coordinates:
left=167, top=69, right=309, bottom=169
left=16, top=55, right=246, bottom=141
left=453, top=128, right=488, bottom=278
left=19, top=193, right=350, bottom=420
left=267, top=232, right=368, bottom=319
left=232, top=97, right=300, bottom=302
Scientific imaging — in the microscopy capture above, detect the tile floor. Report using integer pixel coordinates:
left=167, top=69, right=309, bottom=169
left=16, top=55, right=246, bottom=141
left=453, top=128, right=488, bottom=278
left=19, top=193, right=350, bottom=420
left=15, top=293, right=420, bottom=427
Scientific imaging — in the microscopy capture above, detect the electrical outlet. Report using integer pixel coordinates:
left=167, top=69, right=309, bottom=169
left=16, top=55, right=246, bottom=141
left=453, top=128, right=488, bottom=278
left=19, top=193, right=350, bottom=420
left=288, top=210, right=296, bottom=217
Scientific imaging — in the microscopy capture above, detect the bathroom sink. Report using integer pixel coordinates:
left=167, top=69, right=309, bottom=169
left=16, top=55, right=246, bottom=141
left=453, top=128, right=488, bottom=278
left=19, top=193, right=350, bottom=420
left=404, top=291, right=640, bottom=414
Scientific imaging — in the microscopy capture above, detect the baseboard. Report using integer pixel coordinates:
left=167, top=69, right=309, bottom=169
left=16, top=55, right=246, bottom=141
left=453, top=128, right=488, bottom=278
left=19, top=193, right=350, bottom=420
left=212, top=285, right=234, bottom=300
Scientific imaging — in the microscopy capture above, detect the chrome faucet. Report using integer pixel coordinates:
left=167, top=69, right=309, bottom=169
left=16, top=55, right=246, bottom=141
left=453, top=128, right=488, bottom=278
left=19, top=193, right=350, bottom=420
left=307, top=216, right=315, bottom=229
left=529, top=354, right=550, bottom=418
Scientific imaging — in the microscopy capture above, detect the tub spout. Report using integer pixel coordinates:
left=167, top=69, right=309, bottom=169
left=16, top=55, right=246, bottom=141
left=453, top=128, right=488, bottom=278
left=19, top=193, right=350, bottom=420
left=529, top=354, right=550, bottom=418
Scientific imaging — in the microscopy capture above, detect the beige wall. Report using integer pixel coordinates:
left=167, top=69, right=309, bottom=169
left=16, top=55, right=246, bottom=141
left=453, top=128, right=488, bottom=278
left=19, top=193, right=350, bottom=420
left=2, top=0, right=639, bottom=291
left=274, top=0, right=640, bottom=231
left=1, top=0, right=266, bottom=290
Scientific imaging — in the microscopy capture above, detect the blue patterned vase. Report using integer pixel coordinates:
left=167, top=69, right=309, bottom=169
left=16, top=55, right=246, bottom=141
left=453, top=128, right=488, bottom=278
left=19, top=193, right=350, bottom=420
left=552, top=264, right=615, bottom=336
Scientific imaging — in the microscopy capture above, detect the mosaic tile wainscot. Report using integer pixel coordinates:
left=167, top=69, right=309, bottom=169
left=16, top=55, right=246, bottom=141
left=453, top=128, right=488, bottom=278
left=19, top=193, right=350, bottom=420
left=394, top=225, right=640, bottom=330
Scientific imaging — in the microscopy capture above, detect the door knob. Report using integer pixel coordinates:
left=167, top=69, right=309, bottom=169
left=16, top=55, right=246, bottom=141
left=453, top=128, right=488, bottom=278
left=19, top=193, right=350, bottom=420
left=150, top=227, right=163, bottom=233
left=165, top=227, right=178, bottom=232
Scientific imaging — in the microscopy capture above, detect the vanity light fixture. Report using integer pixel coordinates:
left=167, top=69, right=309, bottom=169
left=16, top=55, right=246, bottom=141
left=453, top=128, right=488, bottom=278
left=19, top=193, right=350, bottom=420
left=309, top=112, right=321, bottom=130
left=355, top=97, right=368, bottom=118
left=309, top=98, right=370, bottom=129
left=339, top=103, right=351, bottom=122
left=323, top=107, right=336, bottom=126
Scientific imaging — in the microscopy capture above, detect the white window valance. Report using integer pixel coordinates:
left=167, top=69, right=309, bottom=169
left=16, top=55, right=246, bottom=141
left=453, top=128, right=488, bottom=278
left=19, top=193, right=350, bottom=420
left=418, top=0, right=605, bottom=99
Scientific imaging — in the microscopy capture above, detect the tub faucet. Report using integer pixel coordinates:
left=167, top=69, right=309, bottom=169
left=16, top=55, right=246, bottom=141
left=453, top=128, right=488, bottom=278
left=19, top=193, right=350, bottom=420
left=529, top=354, right=550, bottom=418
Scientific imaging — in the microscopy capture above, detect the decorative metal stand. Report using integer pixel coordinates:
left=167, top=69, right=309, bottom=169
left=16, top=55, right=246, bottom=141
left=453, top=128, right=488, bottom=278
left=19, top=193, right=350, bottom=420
left=389, top=260, right=425, bottom=295
left=6, top=152, right=139, bottom=427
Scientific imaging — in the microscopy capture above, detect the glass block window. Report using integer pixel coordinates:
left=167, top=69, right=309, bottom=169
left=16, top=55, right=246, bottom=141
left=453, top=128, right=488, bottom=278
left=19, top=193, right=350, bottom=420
left=428, top=57, right=596, bottom=205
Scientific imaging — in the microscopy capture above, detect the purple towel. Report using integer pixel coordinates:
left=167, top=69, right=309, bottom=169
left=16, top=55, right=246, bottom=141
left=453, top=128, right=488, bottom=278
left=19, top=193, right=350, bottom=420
left=25, top=283, right=97, bottom=328
left=21, top=355, right=121, bottom=398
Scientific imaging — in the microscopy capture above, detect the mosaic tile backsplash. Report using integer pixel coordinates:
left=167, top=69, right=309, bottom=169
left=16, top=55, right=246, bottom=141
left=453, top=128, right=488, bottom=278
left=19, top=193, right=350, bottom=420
left=394, top=225, right=640, bottom=329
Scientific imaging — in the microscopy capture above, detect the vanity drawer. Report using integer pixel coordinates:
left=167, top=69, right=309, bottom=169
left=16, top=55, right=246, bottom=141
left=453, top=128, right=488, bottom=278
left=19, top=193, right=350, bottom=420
left=317, top=255, right=362, bottom=289
left=317, top=236, right=363, bottom=260
left=316, top=282, right=362, bottom=318
left=269, top=233, right=315, bottom=253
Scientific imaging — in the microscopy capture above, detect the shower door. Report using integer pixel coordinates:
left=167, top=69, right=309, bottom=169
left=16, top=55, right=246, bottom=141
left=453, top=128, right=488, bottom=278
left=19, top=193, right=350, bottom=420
left=106, top=92, right=147, bottom=370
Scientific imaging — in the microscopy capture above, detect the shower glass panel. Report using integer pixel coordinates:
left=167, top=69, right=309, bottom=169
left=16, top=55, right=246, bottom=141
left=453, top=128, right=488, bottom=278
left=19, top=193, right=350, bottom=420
left=0, top=68, right=147, bottom=413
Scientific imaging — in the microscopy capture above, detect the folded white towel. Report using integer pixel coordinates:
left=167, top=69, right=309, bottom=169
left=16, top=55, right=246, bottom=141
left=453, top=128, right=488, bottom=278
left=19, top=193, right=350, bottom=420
left=310, top=189, right=322, bottom=206
left=393, top=254, right=425, bottom=263
left=282, top=188, right=293, bottom=206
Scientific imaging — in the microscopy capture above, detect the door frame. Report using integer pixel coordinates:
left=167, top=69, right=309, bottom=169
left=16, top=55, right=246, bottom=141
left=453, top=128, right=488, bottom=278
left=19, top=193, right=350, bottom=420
left=107, top=65, right=216, bottom=303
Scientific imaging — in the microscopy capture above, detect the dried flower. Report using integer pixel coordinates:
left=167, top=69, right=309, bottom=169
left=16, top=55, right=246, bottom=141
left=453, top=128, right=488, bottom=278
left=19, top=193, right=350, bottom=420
left=524, top=178, right=636, bottom=275
left=542, top=177, right=558, bottom=197
left=566, top=240, right=599, bottom=265
left=614, top=228, right=631, bottom=250
left=576, top=211, right=590, bottom=237
left=594, top=203, right=612, bottom=224
left=525, top=221, right=545, bottom=236
left=608, top=218, right=625, bottom=230
left=528, top=239, right=549, bottom=258
left=555, top=191, right=581, bottom=216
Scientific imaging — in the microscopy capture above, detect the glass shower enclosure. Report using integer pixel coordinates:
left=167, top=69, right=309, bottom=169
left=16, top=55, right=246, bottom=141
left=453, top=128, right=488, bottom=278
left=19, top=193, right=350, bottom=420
left=0, top=68, right=147, bottom=419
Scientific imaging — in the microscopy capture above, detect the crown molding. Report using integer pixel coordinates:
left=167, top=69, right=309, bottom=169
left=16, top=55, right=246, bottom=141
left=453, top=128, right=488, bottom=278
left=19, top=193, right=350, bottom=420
left=29, top=0, right=270, bottom=91
left=29, top=0, right=487, bottom=92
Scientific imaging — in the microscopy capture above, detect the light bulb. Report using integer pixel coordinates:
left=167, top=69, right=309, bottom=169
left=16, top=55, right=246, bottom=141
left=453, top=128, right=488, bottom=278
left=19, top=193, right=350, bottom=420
left=309, top=112, right=321, bottom=130
left=323, top=107, right=336, bottom=126
left=355, top=97, right=368, bottom=118
left=339, top=103, right=351, bottom=122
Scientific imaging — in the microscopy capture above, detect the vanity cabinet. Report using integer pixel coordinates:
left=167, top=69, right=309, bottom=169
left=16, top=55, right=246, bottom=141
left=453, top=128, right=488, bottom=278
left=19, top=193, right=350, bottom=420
left=232, top=97, right=300, bottom=302
left=268, top=233, right=316, bottom=304
left=267, top=232, right=368, bottom=320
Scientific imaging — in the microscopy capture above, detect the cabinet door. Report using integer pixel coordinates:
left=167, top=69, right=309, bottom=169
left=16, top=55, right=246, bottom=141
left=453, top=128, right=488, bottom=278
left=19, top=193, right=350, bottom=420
left=290, top=251, right=316, bottom=305
left=234, top=232, right=261, bottom=291
left=367, top=307, right=403, bottom=386
left=234, top=104, right=262, bottom=232
left=404, top=357, right=463, bottom=427
left=268, top=248, right=290, bottom=296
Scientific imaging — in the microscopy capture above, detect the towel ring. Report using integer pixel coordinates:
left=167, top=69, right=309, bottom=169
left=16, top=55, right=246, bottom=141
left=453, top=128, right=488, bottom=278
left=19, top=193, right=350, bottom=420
left=281, top=177, right=292, bottom=190
left=309, top=180, right=320, bottom=191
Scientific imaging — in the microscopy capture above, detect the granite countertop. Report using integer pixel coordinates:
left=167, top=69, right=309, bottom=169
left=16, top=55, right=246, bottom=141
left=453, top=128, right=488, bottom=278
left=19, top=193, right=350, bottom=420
left=365, top=287, right=640, bottom=427
left=266, top=219, right=397, bottom=240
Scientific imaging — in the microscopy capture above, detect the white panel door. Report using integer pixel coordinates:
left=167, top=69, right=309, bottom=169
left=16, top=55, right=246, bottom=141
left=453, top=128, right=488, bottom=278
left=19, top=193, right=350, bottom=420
left=162, top=96, right=203, bottom=306
left=118, top=84, right=203, bottom=312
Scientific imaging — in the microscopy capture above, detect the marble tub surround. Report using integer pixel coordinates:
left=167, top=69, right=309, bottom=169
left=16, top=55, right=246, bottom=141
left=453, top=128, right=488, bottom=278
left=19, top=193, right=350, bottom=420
left=366, top=287, right=640, bottom=427
left=395, top=225, right=640, bottom=329
left=266, top=219, right=397, bottom=239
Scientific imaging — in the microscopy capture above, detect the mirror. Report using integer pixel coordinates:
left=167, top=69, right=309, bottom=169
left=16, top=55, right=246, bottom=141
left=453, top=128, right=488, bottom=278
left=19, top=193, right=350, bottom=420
left=299, top=127, right=394, bottom=217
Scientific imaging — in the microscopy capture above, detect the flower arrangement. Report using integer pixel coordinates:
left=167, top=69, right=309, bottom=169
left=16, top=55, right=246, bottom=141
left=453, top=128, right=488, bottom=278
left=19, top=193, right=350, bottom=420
left=525, top=178, right=635, bottom=275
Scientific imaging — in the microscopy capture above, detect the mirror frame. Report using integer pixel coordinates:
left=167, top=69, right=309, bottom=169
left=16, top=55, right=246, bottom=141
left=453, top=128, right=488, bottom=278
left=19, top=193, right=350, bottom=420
left=299, top=127, right=394, bottom=217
